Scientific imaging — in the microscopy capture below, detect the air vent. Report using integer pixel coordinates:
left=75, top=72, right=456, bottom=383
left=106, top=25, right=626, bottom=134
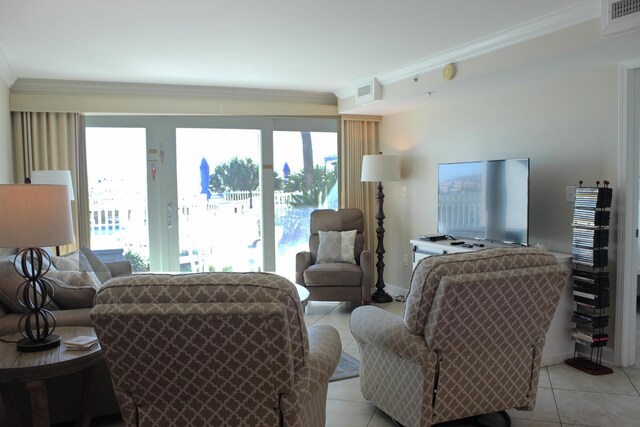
left=354, top=79, right=382, bottom=105
left=611, top=0, right=640, bottom=19
left=602, top=0, right=640, bottom=36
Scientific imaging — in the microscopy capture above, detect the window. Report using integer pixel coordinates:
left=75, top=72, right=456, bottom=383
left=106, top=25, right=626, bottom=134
left=85, top=116, right=338, bottom=280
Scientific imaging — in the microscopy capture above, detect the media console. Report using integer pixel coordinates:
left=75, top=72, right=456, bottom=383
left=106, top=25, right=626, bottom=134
left=410, top=236, right=573, bottom=367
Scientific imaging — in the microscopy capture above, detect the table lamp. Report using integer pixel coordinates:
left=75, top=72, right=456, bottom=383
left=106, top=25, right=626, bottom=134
left=361, top=153, right=401, bottom=303
left=0, top=184, right=75, bottom=352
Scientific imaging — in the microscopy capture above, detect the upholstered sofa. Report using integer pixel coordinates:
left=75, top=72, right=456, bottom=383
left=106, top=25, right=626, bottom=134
left=0, top=250, right=131, bottom=335
left=0, top=248, right=131, bottom=424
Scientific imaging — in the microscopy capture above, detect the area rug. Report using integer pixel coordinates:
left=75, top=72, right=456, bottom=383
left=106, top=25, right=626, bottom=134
left=329, top=351, right=360, bottom=382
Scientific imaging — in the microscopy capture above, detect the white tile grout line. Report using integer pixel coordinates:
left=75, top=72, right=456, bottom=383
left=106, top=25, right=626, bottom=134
left=621, top=369, right=640, bottom=396
left=550, top=385, right=564, bottom=426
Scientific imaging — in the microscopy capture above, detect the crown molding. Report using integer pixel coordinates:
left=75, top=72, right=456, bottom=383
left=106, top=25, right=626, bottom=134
left=0, top=43, right=16, bottom=87
left=334, top=0, right=601, bottom=99
left=10, top=78, right=338, bottom=106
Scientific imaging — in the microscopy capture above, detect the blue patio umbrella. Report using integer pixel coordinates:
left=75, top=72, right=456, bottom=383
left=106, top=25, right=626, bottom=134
left=283, top=162, right=291, bottom=184
left=200, top=157, right=212, bottom=200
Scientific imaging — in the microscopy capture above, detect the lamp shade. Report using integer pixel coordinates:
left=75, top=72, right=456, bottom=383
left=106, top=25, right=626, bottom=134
left=361, top=154, right=401, bottom=182
left=30, top=170, right=75, bottom=201
left=0, top=184, right=75, bottom=248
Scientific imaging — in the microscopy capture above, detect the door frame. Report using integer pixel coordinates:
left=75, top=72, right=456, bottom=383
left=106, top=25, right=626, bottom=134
left=616, top=61, right=640, bottom=367
left=84, top=114, right=339, bottom=273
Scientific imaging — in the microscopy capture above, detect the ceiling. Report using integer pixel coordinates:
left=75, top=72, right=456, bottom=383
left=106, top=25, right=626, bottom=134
left=0, top=0, right=601, bottom=98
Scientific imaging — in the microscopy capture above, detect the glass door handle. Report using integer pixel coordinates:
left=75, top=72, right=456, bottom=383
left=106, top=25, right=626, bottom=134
left=167, top=204, right=174, bottom=228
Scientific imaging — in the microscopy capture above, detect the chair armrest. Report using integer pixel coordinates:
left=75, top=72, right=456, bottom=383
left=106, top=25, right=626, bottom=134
left=105, top=261, right=133, bottom=277
left=295, top=251, right=312, bottom=285
left=359, top=250, right=372, bottom=303
left=306, top=324, right=342, bottom=381
left=350, top=306, right=429, bottom=362
left=281, top=324, right=341, bottom=425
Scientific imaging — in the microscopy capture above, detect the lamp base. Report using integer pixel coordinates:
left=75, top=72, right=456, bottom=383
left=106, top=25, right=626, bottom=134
left=371, top=290, right=393, bottom=303
left=17, top=334, right=61, bottom=353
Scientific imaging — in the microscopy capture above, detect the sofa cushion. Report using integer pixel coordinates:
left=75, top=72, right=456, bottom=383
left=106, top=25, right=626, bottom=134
left=46, top=270, right=101, bottom=309
left=303, top=262, right=362, bottom=287
left=0, top=259, right=59, bottom=313
left=0, top=259, right=25, bottom=312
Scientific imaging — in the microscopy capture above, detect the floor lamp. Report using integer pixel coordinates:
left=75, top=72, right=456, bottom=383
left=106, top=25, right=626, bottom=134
left=361, top=154, right=401, bottom=303
left=0, top=184, right=75, bottom=352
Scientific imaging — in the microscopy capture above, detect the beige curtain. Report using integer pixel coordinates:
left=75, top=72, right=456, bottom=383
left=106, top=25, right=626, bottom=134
left=12, top=112, right=89, bottom=253
left=339, top=116, right=381, bottom=280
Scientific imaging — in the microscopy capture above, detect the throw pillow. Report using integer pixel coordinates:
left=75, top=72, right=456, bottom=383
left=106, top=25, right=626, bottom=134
left=316, top=230, right=357, bottom=264
left=80, top=247, right=112, bottom=284
left=46, top=271, right=100, bottom=309
left=52, top=251, right=102, bottom=286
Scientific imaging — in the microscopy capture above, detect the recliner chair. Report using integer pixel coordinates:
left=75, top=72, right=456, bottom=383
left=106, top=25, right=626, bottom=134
left=90, top=272, right=341, bottom=427
left=295, top=208, right=372, bottom=305
left=350, top=247, right=569, bottom=427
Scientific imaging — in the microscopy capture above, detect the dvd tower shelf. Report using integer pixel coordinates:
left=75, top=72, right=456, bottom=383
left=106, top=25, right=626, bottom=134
left=565, top=181, right=613, bottom=375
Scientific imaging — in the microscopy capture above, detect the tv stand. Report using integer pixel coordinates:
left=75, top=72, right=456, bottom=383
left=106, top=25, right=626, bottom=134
left=410, top=236, right=573, bottom=367
left=411, top=237, right=515, bottom=268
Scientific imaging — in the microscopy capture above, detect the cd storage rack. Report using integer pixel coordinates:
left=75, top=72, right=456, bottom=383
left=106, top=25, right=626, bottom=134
left=565, top=181, right=613, bottom=375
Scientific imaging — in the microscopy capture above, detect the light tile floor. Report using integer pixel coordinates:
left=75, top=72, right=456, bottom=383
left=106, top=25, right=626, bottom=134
left=61, top=301, right=640, bottom=427
left=310, top=301, right=640, bottom=427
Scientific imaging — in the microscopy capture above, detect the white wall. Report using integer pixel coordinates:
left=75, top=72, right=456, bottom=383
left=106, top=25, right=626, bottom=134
left=379, top=65, right=619, bottom=291
left=0, top=78, right=11, bottom=183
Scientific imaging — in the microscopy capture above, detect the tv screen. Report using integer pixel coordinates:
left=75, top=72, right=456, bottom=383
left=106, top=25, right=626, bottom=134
left=437, top=158, right=529, bottom=245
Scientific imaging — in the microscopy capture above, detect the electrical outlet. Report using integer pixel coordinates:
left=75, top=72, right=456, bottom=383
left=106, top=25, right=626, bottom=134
left=402, top=186, right=408, bottom=198
left=566, top=186, right=576, bottom=202
left=402, top=254, right=408, bottom=266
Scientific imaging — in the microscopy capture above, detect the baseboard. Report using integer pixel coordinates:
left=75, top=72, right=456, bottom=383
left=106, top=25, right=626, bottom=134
left=551, top=345, right=615, bottom=369
left=573, top=346, right=615, bottom=367
left=542, top=353, right=575, bottom=367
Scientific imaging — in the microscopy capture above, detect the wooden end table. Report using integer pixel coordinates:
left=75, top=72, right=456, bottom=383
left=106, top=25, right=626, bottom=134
left=0, top=326, right=103, bottom=427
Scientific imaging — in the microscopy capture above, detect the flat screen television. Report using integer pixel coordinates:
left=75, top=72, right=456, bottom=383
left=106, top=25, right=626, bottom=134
left=437, top=158, right=529, bottom=245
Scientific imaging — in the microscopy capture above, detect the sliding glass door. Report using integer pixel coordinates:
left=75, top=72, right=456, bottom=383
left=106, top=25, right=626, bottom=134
left=85, top=116, right=338, bottom=278
left=175, top=128, right=261, bottom=272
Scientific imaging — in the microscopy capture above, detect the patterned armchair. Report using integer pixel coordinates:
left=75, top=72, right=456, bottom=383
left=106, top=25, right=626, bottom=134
left=295, top=208, right=372, bottom=305
left=90, top=272, right=341, bottom=427
left=350, top=247, right=569, bottom=427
